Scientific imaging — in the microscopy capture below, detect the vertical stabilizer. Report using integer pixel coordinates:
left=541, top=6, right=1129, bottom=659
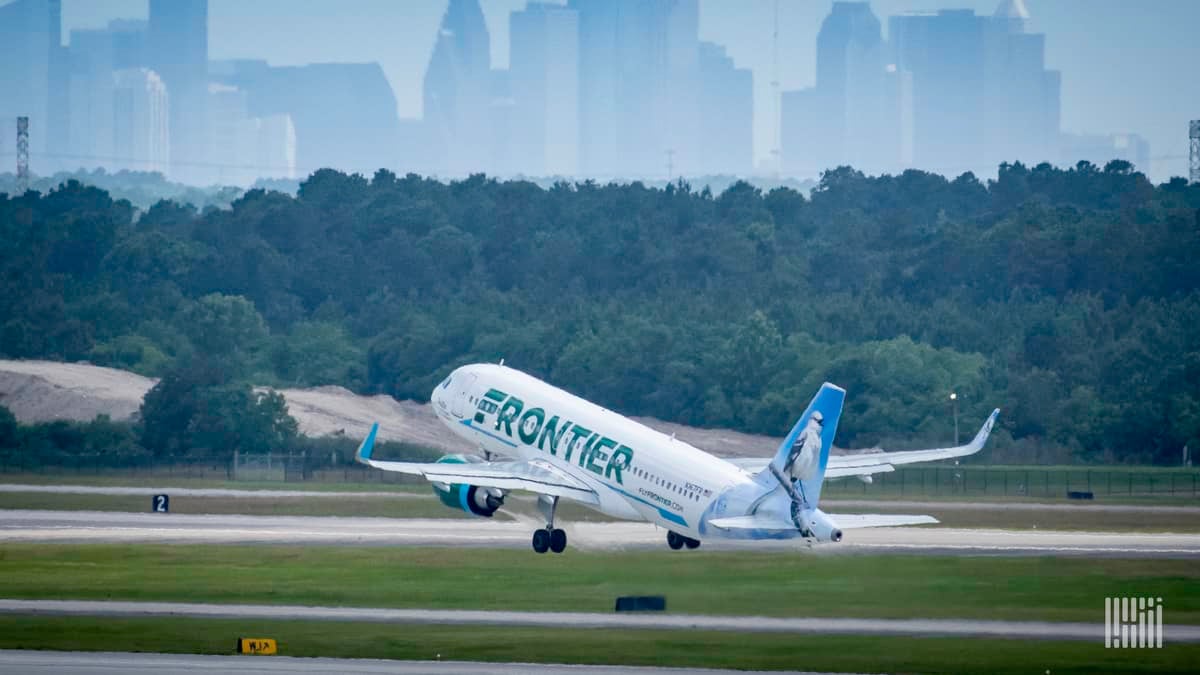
left=758, top=382, right=846, bottom=510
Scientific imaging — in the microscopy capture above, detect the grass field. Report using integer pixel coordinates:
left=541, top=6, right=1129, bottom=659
left=0, top=472, right=427, bottom=492
left=0, top=491, right=614, bottom=521
left=2, top=544, right=1197, bottom=624
left=1, top=616, right=1196, bottom=674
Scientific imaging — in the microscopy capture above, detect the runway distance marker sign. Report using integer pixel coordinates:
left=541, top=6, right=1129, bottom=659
left=237, top=637, right=277, bottom=655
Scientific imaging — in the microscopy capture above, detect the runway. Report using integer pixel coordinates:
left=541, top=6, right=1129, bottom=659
left=1, top=509, right=1198, bottom=556
left=0, top=650, right=842, bottom=675
left=10, top=598, right=1197, bottom=642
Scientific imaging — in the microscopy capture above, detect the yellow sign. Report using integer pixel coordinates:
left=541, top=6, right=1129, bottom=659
left=237, top=637, right=277, bottom=655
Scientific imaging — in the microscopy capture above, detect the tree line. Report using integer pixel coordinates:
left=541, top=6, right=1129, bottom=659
left=2, top=160, right=1198, bottom=464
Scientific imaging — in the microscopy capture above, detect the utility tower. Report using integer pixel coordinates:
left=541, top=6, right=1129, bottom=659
left=16, top=117, right=29, bottom=194
left=1190, top=120, right=1200, bottom=184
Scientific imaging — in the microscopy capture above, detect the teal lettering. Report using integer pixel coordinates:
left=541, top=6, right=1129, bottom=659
left=517, top=408, right=545, bottom=445
left=494, top=397, right=524, bottom=437
left=606, top=445, right=634, bottom=484
left=587, top=437, right=616, bottom=476
left=564, top=425, right=591, bottom=462
left=579, top=433, right=599, bottom=468
left=537, top=416, right=571, bottom=456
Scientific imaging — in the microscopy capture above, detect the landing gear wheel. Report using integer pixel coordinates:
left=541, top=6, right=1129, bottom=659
left=532, top=528, right=550, bottom=553
left=684, top=537, right=700, bottom=549
left=549, top=528, right=567, bottom=553
left=667, top=531, right=684, bottom=550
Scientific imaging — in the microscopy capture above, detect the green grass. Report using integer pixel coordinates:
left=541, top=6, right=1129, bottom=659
left=0, top=472, right=427, bottom=492
left=2, top=544, right=1198, bottom=624
left=0, top=491, right=615, bottom=521
left=0, top=616, right=1195, bottom=674
left=0, top=492, right=472, bottom=519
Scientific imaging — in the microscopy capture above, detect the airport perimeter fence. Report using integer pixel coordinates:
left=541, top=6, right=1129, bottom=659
left=821, top=464, right=1200, bottom=499
left=1, top=453, right=1198, bottom=497
left=0, top=451, right=424, bottom=486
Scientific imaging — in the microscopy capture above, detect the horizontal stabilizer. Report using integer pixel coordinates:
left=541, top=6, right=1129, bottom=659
left=709, top=512, right=938, bottom=534
left=828, top=513, right=938, bottom=529
left=825, top=464, right=894, bottom=478
left=708, top=514, right=802, bottom=534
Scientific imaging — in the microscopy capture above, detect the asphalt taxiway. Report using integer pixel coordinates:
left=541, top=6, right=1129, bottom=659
left=2, top=509, right=1198, bottom=557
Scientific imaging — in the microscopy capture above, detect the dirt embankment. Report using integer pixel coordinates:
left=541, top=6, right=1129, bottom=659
left=0, top=360, right=781, bottom=458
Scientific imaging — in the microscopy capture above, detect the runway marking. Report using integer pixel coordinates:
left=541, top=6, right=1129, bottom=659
left=6, top=598, right=1200, bottom=642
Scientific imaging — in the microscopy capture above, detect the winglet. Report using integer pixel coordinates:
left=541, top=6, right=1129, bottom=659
left=356, top=423, right=380, bottom=464
left=968, top=409, right=1001, bottom=453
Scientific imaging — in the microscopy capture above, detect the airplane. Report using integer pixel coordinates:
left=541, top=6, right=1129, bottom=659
left=356, top=362, right=999, bottom=553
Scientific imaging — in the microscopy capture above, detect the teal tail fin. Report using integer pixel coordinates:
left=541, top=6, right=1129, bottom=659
left=757, top=382, right=846, bottom=509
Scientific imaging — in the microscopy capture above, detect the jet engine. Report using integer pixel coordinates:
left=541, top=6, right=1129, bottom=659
left=805, top=508, right=844, bottom=543
left=430, top=455, right=505, bottom=517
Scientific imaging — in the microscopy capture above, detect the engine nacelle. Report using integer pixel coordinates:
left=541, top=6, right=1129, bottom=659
left=806, top=508, right=843, bottom=543
left=431, top=455, right=505, bottom=517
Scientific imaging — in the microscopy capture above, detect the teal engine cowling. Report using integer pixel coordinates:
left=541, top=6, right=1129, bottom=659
left=431, top=454, right=505, bottom=517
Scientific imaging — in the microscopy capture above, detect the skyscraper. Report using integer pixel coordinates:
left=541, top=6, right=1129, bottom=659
left=68, top=27, right=117, bottom=170
left=782, top=2, right=899, bottom=177
left=148, top=0, right=207, bottom=183
left=890, top=2, right=1060, bottom=176
left=67, top=20, right=151, bottom=173
left=982, top=0, right=1060, bottom=169
left=697, top=42, right=753, bottom=176
left=0, top=0, right=65, bottom=173
left=112, top=68, right=170, bottom=175
left=510, top=2, right=579, bottom=177
left=424, top=0, right=492, bottom=176
left=256, top=114, right=297, bottom=180
left=571, top=0, right=697, bottom=178
left=206, top=83, right=255, bottom=185
left=571, top=0, right=621, bottom=176
left=212, top=59, right=401, bottom=177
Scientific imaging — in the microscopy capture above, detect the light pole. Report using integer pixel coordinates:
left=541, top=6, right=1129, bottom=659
left=950, top=392, right=959, bottom=446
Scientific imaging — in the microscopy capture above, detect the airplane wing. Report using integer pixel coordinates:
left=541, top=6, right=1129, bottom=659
left=354, top=424, right=600, bottom=505
left=727, top=409, right=1000, bottom=477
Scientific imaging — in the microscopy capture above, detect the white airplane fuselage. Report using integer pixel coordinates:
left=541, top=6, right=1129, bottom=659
left=430, top=363, right=756, bottom=539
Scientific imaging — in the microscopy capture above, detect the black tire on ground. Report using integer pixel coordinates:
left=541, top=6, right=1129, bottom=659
left=549, top=528, right=567, bottom=553
left=667, top=531, right=684, bottom=550
left=684, top=537, right=700, bottom=549
left=532, top=528, right=550, bottom=553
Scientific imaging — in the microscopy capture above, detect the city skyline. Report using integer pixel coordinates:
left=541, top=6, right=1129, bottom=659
left=51, top=0, right=1200, bottom=182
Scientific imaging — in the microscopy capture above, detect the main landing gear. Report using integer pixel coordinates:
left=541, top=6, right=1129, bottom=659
left=532, top=495, right=567, bottom=554
left=666, top=530, right=700, bottom=550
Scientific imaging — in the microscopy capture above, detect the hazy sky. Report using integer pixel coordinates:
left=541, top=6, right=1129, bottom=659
left=58, top=0, right=1200, bottom=180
